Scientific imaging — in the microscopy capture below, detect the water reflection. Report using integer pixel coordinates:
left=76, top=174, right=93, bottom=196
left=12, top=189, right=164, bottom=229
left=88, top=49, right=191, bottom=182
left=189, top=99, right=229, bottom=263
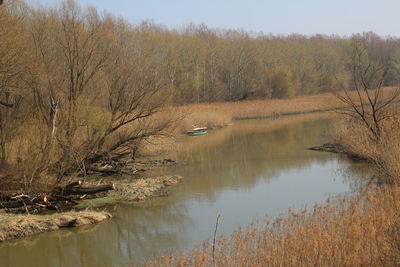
left=0, top=114, right=368, bottom=267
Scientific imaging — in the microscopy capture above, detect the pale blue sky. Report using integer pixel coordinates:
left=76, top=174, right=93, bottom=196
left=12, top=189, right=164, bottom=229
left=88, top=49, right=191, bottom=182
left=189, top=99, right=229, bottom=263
left=27, top=0, right=400, bottom=36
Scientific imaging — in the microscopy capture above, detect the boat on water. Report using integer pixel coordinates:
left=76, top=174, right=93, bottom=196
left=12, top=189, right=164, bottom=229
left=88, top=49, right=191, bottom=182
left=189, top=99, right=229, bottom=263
left=187, top=126, right=207, bottom=136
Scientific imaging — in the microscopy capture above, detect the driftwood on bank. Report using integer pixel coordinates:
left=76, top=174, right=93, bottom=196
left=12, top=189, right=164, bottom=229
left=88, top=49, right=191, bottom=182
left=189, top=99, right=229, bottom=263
left=0, top=180, right=115, bottom=213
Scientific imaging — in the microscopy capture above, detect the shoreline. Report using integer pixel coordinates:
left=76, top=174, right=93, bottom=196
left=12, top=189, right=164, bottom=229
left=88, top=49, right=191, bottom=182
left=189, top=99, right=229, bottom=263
left=0, top=211, right=111, bottom=242
left=0, top=100, right=349, bottom=243
left=308, top=143, right=371, bottom=162
left=233, top=106, right=342, bottom=121
left=0, top=174, right=183, bottom=242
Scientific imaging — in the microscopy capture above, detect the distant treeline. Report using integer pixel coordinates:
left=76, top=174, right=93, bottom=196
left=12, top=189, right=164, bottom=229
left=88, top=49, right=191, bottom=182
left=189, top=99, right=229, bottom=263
left=116, top=23, right=400, bottom=104
left=2, top=0, right=400, bottom=105
left=154, top=28, right=400, bottom=103
left=0, top=0, right=400, bottom=185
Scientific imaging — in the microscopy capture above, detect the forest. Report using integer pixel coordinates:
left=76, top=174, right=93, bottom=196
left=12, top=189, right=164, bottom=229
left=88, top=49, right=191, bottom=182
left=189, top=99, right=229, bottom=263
left=1, top=0, right=400, bottom=189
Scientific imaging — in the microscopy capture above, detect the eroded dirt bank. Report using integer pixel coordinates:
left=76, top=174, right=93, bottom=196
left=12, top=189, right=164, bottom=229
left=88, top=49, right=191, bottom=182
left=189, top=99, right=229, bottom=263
left=0, top=211, right=111, bottom=242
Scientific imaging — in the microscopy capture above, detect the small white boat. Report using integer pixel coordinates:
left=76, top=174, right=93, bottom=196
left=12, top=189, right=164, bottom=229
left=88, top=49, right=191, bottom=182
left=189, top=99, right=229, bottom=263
left=193, top=127, right=207, bottom=131
left=187, top=126, right=208, bottom=136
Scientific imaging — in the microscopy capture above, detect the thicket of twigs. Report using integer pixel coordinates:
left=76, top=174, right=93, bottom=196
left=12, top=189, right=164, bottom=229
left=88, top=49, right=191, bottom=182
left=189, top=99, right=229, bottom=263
left=0, top=0, right=179, bottom=190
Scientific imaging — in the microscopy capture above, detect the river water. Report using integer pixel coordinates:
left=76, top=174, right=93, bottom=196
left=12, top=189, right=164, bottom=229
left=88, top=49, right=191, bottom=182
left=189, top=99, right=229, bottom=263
left=0, top=115, right=368, bottom=267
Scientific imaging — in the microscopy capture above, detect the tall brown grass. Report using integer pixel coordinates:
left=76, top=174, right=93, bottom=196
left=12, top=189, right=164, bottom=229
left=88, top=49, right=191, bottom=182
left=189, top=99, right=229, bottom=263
left=174, top=92, right=341, bottom=133
left=171, top=87, right=398, bottom=133
left=336, top=108, right=400, bottom=185
left=144, top=186, right=400, bottom=266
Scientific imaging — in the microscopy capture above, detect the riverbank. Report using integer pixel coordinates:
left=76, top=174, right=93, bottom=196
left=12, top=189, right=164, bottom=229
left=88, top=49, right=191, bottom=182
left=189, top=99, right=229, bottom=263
left=145, top=109, right=400, bottom=266
left=308, top=143, right=370, bottom=162
left=0, top=111, right=391, bottom=265
left=0, top=174, right=183, bottom=242
left=174, top=92, right=342, bottom=133
left=77, top=175, right=183, bottom=209
left=0, top=90, right=390, bottom=243
left=146, top=186, right=400, bottom=266
left=162, top=87, right=396, bottom=134
left=0, top=211, right=111, bottom=242
left=173, top=87, right=397, bottom=133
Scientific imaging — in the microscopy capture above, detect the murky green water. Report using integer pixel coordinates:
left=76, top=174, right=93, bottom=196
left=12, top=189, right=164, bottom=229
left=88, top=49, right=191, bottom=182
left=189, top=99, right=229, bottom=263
left=0, top=116, right=369, bottom=267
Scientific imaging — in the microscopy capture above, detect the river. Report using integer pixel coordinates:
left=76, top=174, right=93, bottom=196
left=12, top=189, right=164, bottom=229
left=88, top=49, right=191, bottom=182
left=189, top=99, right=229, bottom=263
left=0, top=114, right=369, bottom=267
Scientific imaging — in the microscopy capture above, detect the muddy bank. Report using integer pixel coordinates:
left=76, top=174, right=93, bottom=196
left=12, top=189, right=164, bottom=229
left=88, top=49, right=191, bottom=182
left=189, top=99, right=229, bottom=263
left=0, top=155, right=180, bottom=212
left=113, top=175, right=183, bottom=201
left=308, top=143, right=370, bottom=162
left=78, top=175, right=183, bottom=208
left=0, top=211, right=111, bottom=242
left=0, top=174, right=183, bottom=242
left=87, top=157, right=177, bottom=176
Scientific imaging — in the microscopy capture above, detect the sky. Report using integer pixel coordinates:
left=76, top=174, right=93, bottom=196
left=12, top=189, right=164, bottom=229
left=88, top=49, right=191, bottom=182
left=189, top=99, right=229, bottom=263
left=27, top=0, right=400, bottom=37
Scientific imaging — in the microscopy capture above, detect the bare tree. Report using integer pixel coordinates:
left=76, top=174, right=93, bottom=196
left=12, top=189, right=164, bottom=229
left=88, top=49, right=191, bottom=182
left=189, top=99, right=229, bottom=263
left=86, top=17, right=173, bottom=162
left=333, top=37, right=400, bottom=141
left=0, top=7, right=28, bottom=166
left=28, top=1, right=113, bottom=176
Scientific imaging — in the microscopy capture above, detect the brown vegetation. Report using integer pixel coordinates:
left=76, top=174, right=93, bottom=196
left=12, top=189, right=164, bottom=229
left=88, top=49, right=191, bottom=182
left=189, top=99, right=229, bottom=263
left=173, top=87, right=398, bottom=133
left=336, top=112, right=400, bottom=185
left=145, top=186, right=400, bottom=267
left=0, top=0, right=176, bottom=192
left=111, top=175, right=183, bottom=201
left=2, top=0, right=400, bottom=260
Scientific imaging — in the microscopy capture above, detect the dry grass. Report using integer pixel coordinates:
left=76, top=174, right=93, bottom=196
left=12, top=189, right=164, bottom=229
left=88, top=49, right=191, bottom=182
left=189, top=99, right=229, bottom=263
left=144, top=186, right=400, bottom=267
left=173, top=92, right=341, bottom=133
left=171, top=87, right=398, bottom=133
left=336, top=107, right=400, bottom=185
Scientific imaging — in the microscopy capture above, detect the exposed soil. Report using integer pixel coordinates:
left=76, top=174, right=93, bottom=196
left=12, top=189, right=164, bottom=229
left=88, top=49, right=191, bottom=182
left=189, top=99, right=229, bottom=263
left=86, top=158, right=177, bottom=176
left=0, top=156, right=183, bottom=241
left=77, top=175, right=184, bottom=209
left=0, top=211, right=111, bottom=242
left=112, top=175, right=183, bottom=201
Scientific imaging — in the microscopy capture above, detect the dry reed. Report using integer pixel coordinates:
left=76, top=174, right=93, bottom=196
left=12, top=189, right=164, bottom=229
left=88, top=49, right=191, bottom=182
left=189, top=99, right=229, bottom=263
left=171, top=87, right=398, bottom=133
left=144, top=186, right=400, bottom=266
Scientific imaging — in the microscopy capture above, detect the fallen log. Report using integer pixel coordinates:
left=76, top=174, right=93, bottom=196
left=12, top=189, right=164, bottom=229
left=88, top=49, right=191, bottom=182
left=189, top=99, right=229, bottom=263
left=87, top=168, right=119, bottom=175
left=46, top=194, right=79, bottom=205
left=0, top=198, right=40, bottom=209
left=64, top=181, right=82, bottom=191
left=51, top=180, right=81, bottom=195
left=67, top=184, right=115, bottom=195
left=52, top=180, right=114, bottom=195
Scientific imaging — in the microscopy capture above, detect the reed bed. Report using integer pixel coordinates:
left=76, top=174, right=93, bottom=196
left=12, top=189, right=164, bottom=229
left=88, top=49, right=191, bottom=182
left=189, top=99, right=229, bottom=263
left=172, top=87, right=398, bottom=133
left=174, top=93, right=341, bottom=133
left=336, top=108, right=400, bottom=185
left=144, top=185, right=400, bottom=267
